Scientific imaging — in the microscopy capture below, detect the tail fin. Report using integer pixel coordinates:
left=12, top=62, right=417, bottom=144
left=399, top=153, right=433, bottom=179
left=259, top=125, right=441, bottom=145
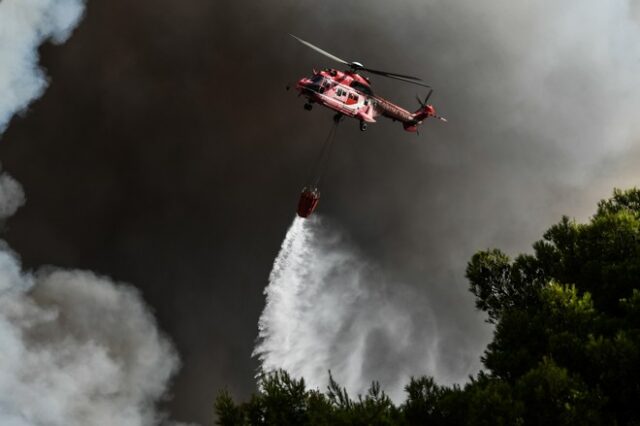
left=403, top=90, right=446, bottom=131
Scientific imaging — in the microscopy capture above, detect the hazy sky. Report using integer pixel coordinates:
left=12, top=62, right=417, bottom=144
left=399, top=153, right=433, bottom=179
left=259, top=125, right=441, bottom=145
left=1, top=0, right=640, bottom=424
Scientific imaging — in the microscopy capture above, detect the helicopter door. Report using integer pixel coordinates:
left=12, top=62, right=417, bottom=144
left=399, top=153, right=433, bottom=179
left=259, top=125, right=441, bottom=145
left=346, top=92, right=359, bottom=106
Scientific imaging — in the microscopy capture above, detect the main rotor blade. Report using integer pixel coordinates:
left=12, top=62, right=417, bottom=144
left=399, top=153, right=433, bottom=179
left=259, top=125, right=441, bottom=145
left=374, top=73, right=432, bottom=88
left=289, top=34, right=431, bottom=88
left=289, top=34, right=350, bottom=66
left=424, top=88, right=434, bottom=103
left=362, top=67, right=423, bottom=81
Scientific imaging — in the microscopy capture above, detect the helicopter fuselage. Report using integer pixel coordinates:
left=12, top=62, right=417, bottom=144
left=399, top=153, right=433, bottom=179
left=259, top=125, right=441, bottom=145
left=296, top=68, right=438, bottom=132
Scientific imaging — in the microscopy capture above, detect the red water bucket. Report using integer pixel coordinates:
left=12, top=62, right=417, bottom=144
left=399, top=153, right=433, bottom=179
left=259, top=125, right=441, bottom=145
left=297, top=187, right=320, bottom=218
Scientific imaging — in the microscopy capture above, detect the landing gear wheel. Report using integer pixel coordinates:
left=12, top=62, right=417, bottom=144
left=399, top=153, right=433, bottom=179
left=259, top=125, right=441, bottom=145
left=304, top=103, right=313, bottom=111
left=359, top=121, right=368, bottom=131
left=333, top=113, right=344, bottom=123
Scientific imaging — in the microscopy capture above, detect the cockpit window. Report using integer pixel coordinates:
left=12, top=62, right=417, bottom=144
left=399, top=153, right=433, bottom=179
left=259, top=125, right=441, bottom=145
left=349, top=81, right=373, bottom=95
left=311, top=75, right=324, bottom=83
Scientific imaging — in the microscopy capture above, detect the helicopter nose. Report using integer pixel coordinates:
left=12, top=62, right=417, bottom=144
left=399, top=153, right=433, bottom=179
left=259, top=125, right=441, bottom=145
left=296, top=77, right=311, bottom=90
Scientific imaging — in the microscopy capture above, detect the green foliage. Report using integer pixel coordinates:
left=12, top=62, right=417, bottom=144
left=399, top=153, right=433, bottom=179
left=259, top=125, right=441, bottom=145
left=466, top=250, right=545, bottom=324
left=533, top=189, right=640, bottom=314
left=474, top=188, right=640, bottom=424
left=401, top=376, right=445, bottom=423
left=215, top=390, right=246, bottom=426
left=215, top=188, right=640, bottom=425
left=597, top=188, right=640, bottom=217
left=465, top=373, right=522, bottom=426
left=214, top=371, right=400, bottom=426
left=514, top=358, right=602, bottom=425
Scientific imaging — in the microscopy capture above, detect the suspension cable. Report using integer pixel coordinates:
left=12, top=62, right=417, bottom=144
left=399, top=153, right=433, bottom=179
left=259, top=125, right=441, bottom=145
left=306, top=119, right=340, bottom=188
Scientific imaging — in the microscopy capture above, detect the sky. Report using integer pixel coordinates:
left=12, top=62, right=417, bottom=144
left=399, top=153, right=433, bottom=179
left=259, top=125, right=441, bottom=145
left=1, top=0, right=640, bottom=424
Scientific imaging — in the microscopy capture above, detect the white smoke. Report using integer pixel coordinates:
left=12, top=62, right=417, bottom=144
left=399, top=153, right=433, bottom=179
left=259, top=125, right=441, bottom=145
left=0, top=171, right=26, bottom=220
left=0, top=0, right=85, bottom=133
left=0, top=175, right=181, bottom=426
left=0, top=256, right=180, bottom=425
left=0, top=1, right=184, bottom=425
left=254, top=216, right=478, bottom=401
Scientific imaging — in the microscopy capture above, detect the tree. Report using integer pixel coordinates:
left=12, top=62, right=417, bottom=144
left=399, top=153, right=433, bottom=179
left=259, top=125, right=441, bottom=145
left=214, top=371, right=400, bottom=425
left=468, top=188, right=640, bottom=424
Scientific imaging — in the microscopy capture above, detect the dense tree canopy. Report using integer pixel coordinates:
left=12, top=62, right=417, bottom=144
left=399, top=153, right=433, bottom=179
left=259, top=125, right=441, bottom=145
left=216, top=188, right=640, bottom=425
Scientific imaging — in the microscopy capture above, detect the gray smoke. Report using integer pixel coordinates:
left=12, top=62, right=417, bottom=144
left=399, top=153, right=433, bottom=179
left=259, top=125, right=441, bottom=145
left=0, top=0, right=184, bottom=425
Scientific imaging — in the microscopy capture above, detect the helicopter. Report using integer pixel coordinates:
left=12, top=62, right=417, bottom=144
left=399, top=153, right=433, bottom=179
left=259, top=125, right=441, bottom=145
left=290, top=34, right=447, bottom=132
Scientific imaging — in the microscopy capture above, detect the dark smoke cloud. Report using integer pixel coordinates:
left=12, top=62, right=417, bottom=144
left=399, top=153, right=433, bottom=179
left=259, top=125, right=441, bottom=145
left=1, top=0, right=639, bottom=424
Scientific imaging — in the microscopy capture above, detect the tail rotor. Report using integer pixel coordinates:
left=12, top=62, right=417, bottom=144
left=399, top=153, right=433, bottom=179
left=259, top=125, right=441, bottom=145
left=416, top=89, right=447, bottom=122
left=416, top=88, right=434, bottom=108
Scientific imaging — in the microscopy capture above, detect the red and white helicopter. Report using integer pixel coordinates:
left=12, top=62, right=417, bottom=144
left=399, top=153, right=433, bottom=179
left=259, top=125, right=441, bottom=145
left=290, top=34, right=446, bottom=132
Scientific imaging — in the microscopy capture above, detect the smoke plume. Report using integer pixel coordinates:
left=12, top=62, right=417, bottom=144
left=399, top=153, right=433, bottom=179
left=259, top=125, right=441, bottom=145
left=254, top=216, right=479, bottom=401
left=0, top=0, right=183, bottom=425
left=0, top=0, right=86, bottom=133
left=0, top=171, right=25, bottom=220
left=0, top=240, right=180, bottom=425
